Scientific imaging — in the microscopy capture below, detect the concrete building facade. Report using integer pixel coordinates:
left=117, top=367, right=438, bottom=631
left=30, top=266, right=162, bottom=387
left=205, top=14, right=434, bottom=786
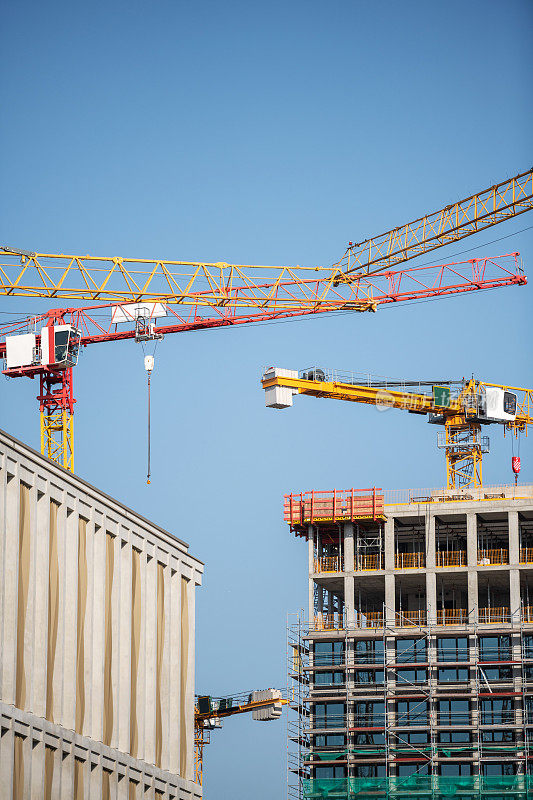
left=0, top=428, right=203, bottom=799
left=286, top=485, right=533, bottom=798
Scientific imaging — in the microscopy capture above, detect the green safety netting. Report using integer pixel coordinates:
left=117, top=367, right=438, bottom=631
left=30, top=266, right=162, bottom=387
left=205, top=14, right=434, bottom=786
left=302, top=775, right=533, bottom=799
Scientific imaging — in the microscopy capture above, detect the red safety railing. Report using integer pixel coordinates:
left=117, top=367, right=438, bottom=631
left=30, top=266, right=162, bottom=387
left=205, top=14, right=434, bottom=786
left=284, top=488, right=384, bottom=526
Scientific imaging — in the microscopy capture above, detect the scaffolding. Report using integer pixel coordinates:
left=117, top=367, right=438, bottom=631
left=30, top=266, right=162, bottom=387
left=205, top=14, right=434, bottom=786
left=289, top=613, right=533, bottom=799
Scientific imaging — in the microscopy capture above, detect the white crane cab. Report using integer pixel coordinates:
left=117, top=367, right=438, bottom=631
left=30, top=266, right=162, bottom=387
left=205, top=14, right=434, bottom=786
left=478, top=386, right=517, bottom=423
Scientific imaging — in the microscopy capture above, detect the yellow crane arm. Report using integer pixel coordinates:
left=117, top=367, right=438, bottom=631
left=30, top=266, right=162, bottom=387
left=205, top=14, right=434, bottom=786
left=336, top=167, right=533, bottom=279
left=261, top=372, right=463, bottom=414
left=195, top=695, right=288, bottom=723
left=262, top=372, right=533, bottom=427
left=1, top=168, right=530, bottom=303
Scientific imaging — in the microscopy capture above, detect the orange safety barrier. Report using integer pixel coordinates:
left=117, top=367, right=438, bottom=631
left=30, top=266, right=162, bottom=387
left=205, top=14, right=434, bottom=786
left=356, top=554, right=384, bottom=571
left=436, top=609, right=469, bottom=625
left=436, top=551, right=467, bottom=567
left=314, top=556, right=341, bottom=573
left=477, top=549, right=509, bottom=565
left=313, top=613, right=344, bottom=631
left=520, top=548, right=533, bottom=564
left=478, top=607, right=510, bottom=623
left=396, top=610, right=427, bottom=626
left=284, top=488, right=385, bottom=526
left=356, top=611, right=384, bottom=629
left=522, top=606, right=533, bottom=623
left=395, top=552, right=425, bottom=569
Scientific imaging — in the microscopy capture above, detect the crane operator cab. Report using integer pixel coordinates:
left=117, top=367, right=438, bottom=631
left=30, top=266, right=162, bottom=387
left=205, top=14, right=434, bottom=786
left=477, top=386, right=517, bottom=423
left=3, top=324, right=81, bottom=374
left=40, top=325, right=82, bottom=369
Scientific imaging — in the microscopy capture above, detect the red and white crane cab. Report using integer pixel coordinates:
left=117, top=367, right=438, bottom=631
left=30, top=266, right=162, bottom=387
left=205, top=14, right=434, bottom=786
left=40, top=325, right=81, bottom=368
left=4, top=325, right=81, bottom=373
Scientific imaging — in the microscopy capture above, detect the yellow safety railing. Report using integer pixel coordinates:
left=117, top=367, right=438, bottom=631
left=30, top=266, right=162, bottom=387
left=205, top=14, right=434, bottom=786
left=520, top=548, right=533, bottom=564
left=313, top=613, right=344, bottom=631
left=436, top=551, right=467, bottom=567
left=314, top=556, right=341, bottom=573
left=356, top=611, right=384, bottom=629
left=522, top=606, right=533, bottom=623
left=478, top=607, right=510, bottom=624
left=356, top=554, right=384, bottom=571
left=396, top=610, right=427, bottom=626
left=395, top=552, right=425, bottom=569
left=477, top=549, right=509, bottom=565
left=436, top=609, right=469, bottom=625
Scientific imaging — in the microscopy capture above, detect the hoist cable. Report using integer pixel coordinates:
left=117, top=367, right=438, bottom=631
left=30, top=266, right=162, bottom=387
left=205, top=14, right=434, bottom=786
left=147, top=371, right=151, bottom=485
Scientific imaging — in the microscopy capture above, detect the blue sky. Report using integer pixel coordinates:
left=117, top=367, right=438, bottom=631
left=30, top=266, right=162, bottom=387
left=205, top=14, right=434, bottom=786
left=1, top=1, right=532, bottom=796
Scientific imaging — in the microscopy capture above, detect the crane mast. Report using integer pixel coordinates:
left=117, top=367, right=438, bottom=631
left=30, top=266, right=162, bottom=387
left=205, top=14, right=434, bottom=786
left=261, top=369, right=533, bottom=490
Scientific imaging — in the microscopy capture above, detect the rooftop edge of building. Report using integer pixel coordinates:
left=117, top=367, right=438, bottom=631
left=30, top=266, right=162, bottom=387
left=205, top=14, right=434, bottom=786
left=0, top=426, right=204, bottom=567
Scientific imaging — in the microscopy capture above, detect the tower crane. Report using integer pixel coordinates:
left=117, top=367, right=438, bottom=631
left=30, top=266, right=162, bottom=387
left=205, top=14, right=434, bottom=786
left=0, top=166, right=531, bottom=473
left=261, top=368, right=533, bottom=490
left=194, top=689, right=287, bottom=787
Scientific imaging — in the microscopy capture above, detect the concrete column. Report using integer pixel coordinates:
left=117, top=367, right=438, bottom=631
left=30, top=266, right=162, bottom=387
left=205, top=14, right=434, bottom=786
left=143, top=553, right=157, bottom=766
left=384, top=518, right=395, bottom=571
left=385, top=574, right=395, bottom=627
left=160, top=558, right=171, bottom=771
left=136, top=549, right=147, bottom=760
left=52, top=499, right=66, bottom=731
left=467, top=570, right=478, bottom=625
left=83, top=515, right=95, bottom=740
left=185, top=574, right=196, bottom=783
left=118, top=535, right=132, bottom=754
left=426, top=515, right=436, bottom=570
left=60, top=748, right=75, bottom=798
left=308, top=525, right=314, bottom=620
left=90, top=526, right=106, bottom=744
left=31, top=491, right=49, bottom=719
left=344, top=523, right=355, bottom=627
left=61, top=507, right=78, bottom=731
left=0, top=728, right=14, bottom=799
left=88, top=760, right=101, bottom=798
left=29, top=738, right=45, bottom=799
left=1, top=472, right=20, bottom=705
left=510, top=569, right=521, bottom=623
left=426, top=572, right=437, bottom=626
left=117, top=772, right=129, bottom=800
left=509, top=511, right=520, bottom=566
left=168, top=565, right=180, bottom=774
left=466, top=514, right=478, bottom=623
left=466, top=513, right=477, bottom=567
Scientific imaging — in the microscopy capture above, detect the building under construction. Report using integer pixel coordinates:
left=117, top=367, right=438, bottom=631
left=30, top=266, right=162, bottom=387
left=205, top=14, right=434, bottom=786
left=287, top=485, right=533, bottom=799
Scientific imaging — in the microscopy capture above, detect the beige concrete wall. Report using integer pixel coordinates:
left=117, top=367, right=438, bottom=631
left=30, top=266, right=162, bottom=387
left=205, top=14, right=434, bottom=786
left=0, top=429, right=203, bottom=799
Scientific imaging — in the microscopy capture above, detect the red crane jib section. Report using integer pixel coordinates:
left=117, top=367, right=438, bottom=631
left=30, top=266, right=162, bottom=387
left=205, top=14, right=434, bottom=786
left=0, top=253, right=526, bottom=361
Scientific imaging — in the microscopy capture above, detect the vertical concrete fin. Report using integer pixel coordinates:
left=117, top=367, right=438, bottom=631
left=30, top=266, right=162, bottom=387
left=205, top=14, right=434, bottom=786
left=155, top=562, right=165, bottom=767
left=103, top=532, right=114, bottom=746
left=180, top=576, right=189, bottom=778
left=46, top=501, right=59, bottom=722
left=130, top=548, right=141, bottom=758
left=15, top=483, right=30, bottom=711
left=75, top=517, right=87, bottom=735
